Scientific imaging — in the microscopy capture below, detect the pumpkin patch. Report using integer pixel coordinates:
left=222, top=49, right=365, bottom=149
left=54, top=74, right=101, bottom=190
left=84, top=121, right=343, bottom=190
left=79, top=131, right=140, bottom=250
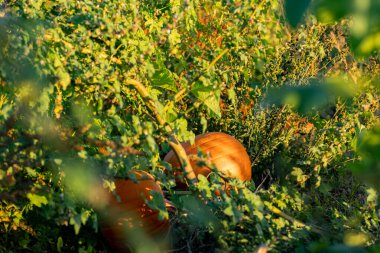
left=1, top=1, right=379, bottom=252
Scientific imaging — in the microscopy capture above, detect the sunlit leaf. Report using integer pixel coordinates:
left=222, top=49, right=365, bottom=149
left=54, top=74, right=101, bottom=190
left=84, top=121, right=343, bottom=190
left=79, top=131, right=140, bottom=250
left=27, top=193, right=48, bottom=208
left=151, top=61, right=177, bottom=92
left=192, top=82, right=221, bottom=118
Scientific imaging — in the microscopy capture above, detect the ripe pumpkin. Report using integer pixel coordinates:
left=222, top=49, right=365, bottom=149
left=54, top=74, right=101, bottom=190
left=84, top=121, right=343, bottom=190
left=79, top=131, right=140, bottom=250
left=100, top=170, right=172, bottom=252
left=164, top=132, right=251, bottom=188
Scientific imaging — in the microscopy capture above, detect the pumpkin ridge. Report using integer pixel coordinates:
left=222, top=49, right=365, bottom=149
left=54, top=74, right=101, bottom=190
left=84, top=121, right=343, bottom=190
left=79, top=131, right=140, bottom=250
left=195, top=145, right=248, bottom=159
left=178, top=136, right=241, bottom=158
left=184, top=139, right=240, bottom=156
left=186, top=133, right=238, bottom=153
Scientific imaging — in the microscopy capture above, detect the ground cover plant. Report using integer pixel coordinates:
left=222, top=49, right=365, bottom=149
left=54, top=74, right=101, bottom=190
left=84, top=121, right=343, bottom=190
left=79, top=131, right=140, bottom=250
left=0, top=0, right=379, bottom=252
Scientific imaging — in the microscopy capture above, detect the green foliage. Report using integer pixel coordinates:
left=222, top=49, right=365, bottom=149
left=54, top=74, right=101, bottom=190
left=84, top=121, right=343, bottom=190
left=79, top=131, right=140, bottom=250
left=0, top=0, right=379, bottom=252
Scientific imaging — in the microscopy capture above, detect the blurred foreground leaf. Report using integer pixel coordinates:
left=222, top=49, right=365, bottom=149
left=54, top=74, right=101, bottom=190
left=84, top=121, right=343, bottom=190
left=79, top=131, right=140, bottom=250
left=351, top=124, right=380, bottom=191
left=313, top=0, right=353, bottom=22
left=61, top=159, right=108, bottom=209
left=264, top=79, right=355, bottom=114
left=178, top=195, right=221, bottom=230
left=313, top=0, right=380, bottom=56
left=284, top=0, right=312, bottom=28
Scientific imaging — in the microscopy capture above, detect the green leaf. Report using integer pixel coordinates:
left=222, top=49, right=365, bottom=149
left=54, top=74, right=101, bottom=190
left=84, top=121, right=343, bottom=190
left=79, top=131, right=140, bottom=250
left=80, top=211, right=91, bottom=225
left=25, top=167, right=37, bottom=177
left=197, top=174, right=212, bottom=198
left=223, top=200, right=243, bottom=223
left=145, top=134, right=158, bottom=152
left=0, top=170, right=5, bottom=180
left=366, top=188, right=377, bottom=204
left=27, top=193, right=48, bottom=208
left=224, top=205, right=234, bottom=216
left=165, top=102, right=178, bottom=123
left=168, top=28, right=181, bottom=46
left=200, top=116, right=207, bottom=133
left=57, top=69, right=71, bottom=90
left=151, top=65, right=177, bottom=92
left=57, top=237, right=63, bottom=253
left=70, top=215, right=82, bottom=235
left=291, top=167, right=304, bottom=179
left=78, top=150, right=88, bottom=159
left=172, top=118, right=195, bottom=143
left=146, top=190, right=168, bottom=220
left=227, top=87, right=236, bottom=106
left=192, top=82, right=221, bottom=118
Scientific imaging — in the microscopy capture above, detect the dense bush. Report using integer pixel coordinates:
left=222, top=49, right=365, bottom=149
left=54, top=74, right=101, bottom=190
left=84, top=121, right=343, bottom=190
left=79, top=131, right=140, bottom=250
left=0, top=0, right=379, bottom=252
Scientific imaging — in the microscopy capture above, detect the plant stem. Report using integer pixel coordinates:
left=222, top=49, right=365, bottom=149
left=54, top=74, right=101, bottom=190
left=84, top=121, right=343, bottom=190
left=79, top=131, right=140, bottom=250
left=124, top=79, right=198, bottom=186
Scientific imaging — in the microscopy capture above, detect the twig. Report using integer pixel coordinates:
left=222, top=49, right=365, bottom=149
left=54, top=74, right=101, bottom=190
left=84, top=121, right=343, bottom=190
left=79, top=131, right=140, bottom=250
left=207, top=49, right=228, bottom=71
left=166, top=244, right=188, bottom=253
left=263, top=201, right=325, bottom=235
left=163, top=190, right=192, bottom=195
left=254, top=173, right=269, bottom=193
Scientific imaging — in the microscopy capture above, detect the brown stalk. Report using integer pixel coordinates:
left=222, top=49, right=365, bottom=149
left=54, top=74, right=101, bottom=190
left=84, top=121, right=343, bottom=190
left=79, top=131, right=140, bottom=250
left=124, top=79, right=198, bottom=186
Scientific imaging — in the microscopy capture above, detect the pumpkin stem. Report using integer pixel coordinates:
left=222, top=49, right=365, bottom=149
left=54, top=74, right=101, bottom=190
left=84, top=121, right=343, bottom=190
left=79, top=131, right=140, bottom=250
left=124, top=79, right=198, bottom=186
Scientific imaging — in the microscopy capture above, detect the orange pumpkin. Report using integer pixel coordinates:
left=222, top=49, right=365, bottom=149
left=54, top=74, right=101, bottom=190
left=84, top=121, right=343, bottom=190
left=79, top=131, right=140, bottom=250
left=100, top=171, right=172, bottom=252
left=164, top=132, right=251, bottom=188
